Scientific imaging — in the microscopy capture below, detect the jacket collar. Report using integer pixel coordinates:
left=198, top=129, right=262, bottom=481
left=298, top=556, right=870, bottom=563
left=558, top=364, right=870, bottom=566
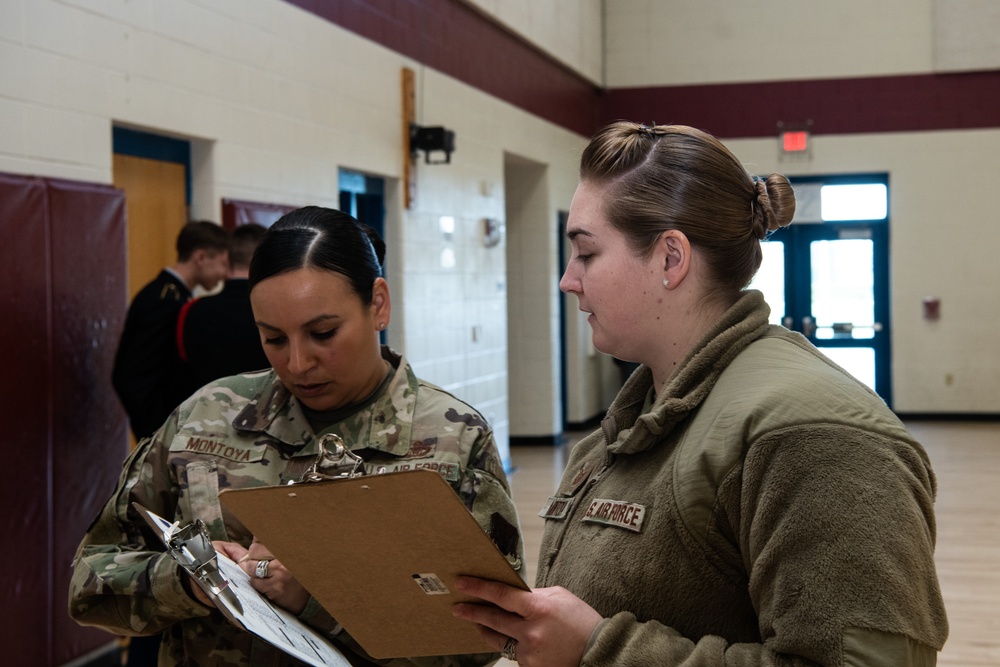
left=161, top=268, right=193, bottom=298
left=231, top=346, right=416, bottom=457
left=604, top=290, right=772, bottom=455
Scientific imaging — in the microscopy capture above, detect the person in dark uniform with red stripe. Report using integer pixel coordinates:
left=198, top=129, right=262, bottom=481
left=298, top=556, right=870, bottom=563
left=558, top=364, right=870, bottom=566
left=112, top=220, right=229, bottom=442
left=110, top=220, right=228, bottom=667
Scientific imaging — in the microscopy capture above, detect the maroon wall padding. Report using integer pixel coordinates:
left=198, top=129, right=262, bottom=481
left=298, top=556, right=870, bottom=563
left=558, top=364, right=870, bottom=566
left=46, top=178, right=129, bottom=665
left=0, top=172, right=127, bottom=665
left=0, top=173, right=52, bottom=664
left=283, top=0, right=603, bottom=137
left=221, top=198, right=297, bottom=231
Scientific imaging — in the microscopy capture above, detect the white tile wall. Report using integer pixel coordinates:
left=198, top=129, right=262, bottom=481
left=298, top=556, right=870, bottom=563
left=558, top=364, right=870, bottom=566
left=24, top=1, right=130, bottom=68
left=0, top=2, right=23, bottom=43
left=2, top=0, right=997, bottom=470
left=604, top=0, right=936, bottom=87
left=0, top=98, right=25, bottom=156
left=62, top=0, right=156, bottom=28
left=0, top=0, right=588, bottom=470
left=465, top=0, right=604, bottom=85
left=933, top=0, right=1000, bottom=71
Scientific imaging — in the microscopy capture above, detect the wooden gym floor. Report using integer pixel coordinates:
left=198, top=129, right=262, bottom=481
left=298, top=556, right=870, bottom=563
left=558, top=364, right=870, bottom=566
left=500, top=419, right=999, bottom=666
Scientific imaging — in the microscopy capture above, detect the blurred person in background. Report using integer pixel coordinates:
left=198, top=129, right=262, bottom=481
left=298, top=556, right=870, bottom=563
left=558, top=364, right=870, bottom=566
left=177, top=222, right=270, bottom=389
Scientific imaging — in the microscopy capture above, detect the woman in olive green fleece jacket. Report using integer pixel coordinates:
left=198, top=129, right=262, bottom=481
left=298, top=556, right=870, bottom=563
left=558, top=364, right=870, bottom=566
left=453, top=122, right=948, bottom=666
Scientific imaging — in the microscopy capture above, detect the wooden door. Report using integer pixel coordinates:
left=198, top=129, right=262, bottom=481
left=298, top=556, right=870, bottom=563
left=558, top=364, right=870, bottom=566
left=112, top=153, right=187, bottom=298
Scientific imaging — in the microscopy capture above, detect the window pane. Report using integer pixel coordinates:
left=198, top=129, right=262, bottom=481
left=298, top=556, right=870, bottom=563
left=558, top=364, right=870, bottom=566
left=817, top=347, right=876, bottom=391
left=821, top=184, right=887, bottom=221
left=810, top=239, right=874, bottom=339
left=748, top=240, right=785, bottom=325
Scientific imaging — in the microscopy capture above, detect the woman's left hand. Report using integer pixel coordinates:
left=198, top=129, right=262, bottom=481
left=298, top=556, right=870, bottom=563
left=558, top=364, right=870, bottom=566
left=451, top=576, right=602, bottom=667
left=216, top=538, right=311, bottom=615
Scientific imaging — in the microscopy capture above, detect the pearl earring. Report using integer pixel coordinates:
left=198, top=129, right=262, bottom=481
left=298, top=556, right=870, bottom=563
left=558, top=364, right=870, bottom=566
left=378, top=323, right=385, bottom=330
left=662, top=279, right=670, bottom=287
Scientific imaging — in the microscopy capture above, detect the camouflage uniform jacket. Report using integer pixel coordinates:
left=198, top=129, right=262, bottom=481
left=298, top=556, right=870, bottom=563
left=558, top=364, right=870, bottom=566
left=70, top=347, right=523, bottom=667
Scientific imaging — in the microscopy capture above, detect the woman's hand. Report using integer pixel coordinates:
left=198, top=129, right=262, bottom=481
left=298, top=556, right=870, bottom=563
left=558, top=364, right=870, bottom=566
left=181, top=562, right=216, bottom=608
left=451, top=576, right=603, bottom=667
left=215, top=538, right=311, bottom=615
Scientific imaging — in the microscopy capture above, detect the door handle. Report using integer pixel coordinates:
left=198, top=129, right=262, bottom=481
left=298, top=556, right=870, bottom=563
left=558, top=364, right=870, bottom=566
left=801, top=316, right=815, bottom=337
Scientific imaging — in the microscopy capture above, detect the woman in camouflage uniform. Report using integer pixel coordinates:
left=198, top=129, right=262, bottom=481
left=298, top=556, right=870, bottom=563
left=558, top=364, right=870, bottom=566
left=70, top=206, right=523, bottom=667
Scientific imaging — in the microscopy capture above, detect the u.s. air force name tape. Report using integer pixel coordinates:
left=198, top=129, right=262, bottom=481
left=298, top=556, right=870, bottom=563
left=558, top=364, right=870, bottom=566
left=580, top=498, right=646, bottom=532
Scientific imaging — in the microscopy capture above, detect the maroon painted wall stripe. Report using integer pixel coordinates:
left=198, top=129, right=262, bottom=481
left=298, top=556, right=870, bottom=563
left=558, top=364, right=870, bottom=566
left=283, top=0, right=602, bottom=137
left=284, top=0, right=1000, bottom=140
left=601, top=71, right=1000, bottom=139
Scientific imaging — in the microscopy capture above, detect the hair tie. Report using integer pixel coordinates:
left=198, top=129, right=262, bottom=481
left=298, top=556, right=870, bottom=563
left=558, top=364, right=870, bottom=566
left=637, top=124, right=664, bottom=138
left=749, top=176, right=769, bottom=239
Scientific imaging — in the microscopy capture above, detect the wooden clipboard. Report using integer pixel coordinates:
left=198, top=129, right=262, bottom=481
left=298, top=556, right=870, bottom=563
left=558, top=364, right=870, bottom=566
left=218, top=469, right=527, bottom=659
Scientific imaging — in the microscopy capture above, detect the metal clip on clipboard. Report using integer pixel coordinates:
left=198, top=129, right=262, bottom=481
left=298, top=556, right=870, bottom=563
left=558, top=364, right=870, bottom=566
left=295, top=433, right=366, bottom=483
left=133, top=503, right=243, bottom=617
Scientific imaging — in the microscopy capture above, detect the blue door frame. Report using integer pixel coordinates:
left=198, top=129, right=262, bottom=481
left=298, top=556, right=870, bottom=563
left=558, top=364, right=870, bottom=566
left=339, top=169, right=386, bottom=343
left=112, top=126, right=191, bottom=205
left=773, top=174, right=892, bottom=407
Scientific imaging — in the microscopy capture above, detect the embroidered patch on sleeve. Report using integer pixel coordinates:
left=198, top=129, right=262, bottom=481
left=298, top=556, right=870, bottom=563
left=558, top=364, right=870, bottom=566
left=490, top=512, right=519, bottom=558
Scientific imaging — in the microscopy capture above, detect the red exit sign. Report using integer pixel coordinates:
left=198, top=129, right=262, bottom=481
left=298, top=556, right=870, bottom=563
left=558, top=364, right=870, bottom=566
left=782, top=130, right=809, bottom=152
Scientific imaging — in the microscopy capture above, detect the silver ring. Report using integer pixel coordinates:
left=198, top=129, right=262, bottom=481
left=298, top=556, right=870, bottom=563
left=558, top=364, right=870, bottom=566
left=254, top=559, right=271, bottom=579
left=500, top=636, right=517, bottom=661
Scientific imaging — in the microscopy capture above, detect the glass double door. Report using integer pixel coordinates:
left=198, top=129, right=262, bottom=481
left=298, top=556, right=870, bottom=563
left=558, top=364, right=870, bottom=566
left=753, top=220, right=892, bottom=406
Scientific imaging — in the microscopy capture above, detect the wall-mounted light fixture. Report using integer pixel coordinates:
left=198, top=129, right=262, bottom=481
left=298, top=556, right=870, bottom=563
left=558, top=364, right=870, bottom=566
left=410, top=123, right=455, bottom=164
left=482, top=218, right=503, bottom=248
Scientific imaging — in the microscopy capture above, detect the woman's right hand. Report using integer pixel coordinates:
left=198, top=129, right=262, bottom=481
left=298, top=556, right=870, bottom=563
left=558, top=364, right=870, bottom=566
left=215, top=539, right=311, bottom=615
left=451, top=576, right=603, bottom=667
